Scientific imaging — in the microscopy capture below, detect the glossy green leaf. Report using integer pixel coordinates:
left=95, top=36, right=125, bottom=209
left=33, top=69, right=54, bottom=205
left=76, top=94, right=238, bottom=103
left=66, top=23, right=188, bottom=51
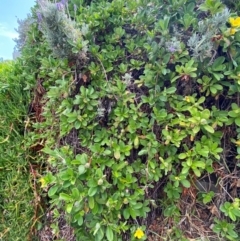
left=203, top=125, right=214, bottom=133
left=78, top=165, right=86, bottom=175
left=88, top=186, right=98, bottom=197
left=89, top=196, right=95, bottom=209
left=106, top=226, right=114, bottom=241
left=48, top=185, right=58, bottom=197
left=181, top=179, right=191, bottom=188
left=59, top=193, right=72, bottom=202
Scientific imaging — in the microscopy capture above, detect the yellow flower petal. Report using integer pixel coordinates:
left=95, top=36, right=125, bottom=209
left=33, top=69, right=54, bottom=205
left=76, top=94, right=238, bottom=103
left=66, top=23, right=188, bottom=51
left=235, top=140, right=240, bottom=146
left=39, top=177, right=47, bottom=188
left=229, top=17, right=240, bottom=27
left=185, top=96, right=190, bottom=102
left=229, top=17, right=235, bottom=26
left=235, top=17, right=240, bottom=26
left=134, top=228, right=144, bottom=239
left=230, top=28, right=237, bottom=35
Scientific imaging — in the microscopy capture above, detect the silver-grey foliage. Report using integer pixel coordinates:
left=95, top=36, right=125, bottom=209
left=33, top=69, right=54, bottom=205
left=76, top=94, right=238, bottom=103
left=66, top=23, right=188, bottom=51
left=37, top=0, right=85, bottom=59
left=13, top=15, right=34, bottom=52
left=187, top=8, right=231, bottom=62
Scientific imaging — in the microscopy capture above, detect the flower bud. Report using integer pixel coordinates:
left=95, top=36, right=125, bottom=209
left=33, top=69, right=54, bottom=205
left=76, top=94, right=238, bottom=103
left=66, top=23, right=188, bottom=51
left=98, top=179, right=103, bottom=185
left=85, top=163, right=90, bottom=168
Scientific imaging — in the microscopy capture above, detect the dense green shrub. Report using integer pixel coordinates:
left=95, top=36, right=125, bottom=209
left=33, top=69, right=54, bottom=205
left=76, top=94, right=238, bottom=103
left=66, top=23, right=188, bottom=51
left=28, top=0, right=240, bottom=240
left=2, top=0, right=240, bottom=240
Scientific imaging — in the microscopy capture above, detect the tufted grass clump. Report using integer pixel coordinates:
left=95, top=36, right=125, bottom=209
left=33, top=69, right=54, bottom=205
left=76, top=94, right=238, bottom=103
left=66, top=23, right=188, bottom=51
left=0, top=60, right=35, bottom=241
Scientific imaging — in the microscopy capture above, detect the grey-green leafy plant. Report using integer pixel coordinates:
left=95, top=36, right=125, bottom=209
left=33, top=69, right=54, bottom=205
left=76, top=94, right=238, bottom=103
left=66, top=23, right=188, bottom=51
left=37, top=0, right=88, bottom=59
left=187, top=8, right=231, bottom=61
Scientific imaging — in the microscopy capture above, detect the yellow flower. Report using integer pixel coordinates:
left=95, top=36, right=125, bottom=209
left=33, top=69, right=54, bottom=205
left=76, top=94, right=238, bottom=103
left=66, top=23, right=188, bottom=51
left=39, top=177, right=47, bottom=188
left=185, top=96, right=190, bottom=102
left=230, top=28, right=237, bottom=35
left=235, top=139, right=240, bottom=146
left=229, top=17, right=240, bottom=27
left=134, top=228, right=144, bottom=239
left=229, top=17, right=235, bottom=26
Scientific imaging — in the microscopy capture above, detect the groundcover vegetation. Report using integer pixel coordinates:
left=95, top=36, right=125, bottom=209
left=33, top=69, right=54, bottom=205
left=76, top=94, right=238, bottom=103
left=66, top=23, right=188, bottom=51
left=1, top=0, right=240, bottom=240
